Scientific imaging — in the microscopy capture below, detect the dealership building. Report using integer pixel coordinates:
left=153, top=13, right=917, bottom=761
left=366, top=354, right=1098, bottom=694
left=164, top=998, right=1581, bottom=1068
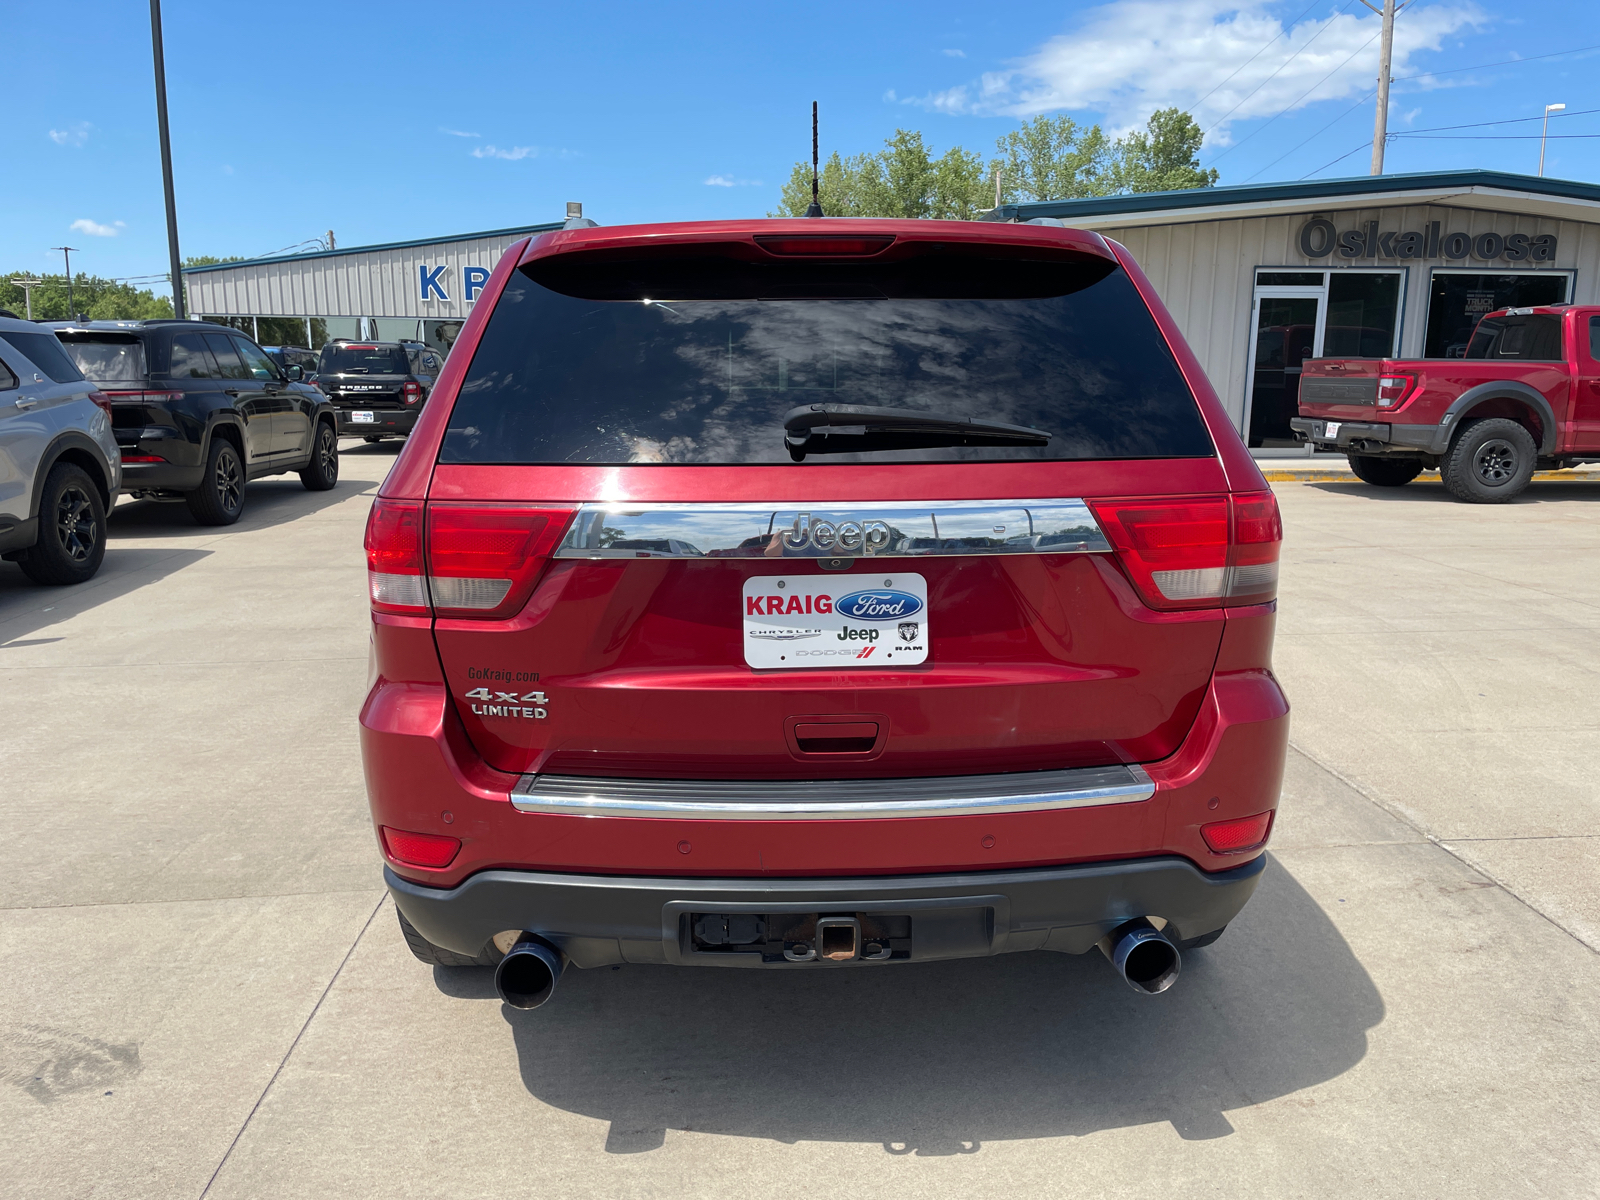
left=185, top=169, right=1600, bottom=449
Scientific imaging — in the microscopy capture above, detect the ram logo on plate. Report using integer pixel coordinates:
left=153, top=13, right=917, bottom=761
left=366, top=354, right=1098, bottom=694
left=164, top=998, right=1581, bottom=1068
left=742, top=574, right=928, bottom=670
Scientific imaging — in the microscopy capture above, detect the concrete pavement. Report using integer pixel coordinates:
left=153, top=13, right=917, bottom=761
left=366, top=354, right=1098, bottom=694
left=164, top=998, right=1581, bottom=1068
left=1, top=454, right=1596, bottom=1198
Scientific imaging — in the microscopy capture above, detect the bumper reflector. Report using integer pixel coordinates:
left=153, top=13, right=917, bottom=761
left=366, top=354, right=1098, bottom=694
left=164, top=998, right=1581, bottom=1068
left=380, top=826, right=461, bottom=868
left=1201, top=811, right=1274, bottom=854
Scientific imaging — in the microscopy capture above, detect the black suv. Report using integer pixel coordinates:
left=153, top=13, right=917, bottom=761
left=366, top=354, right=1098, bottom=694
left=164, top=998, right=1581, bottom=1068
left=50, top=320, right=340, bottom=525
left=316, top=340, right=435, bottom=442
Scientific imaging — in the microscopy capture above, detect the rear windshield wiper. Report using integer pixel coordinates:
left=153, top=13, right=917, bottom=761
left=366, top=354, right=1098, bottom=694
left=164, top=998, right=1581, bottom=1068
left=783, top=403, right=1051, bottom=461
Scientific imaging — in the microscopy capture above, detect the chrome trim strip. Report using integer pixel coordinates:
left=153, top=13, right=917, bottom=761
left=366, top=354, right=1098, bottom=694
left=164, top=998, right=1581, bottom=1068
left=553, top=499, right=1110, bottom=559
left=510, top=764, right=1153, bottom=820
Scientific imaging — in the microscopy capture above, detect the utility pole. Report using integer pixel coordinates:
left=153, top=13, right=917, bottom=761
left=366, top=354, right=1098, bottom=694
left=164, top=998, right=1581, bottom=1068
left=994, top=165, right=1004, bottom=210
left=1360, top=0, right=1409, bottom=175
left=50, top=248, right=78, bottom=316
left=12, top=277, right=42, bottom=320
left=1539, top=103, right=1566, bottom=176
left=150, top=0, right=186, bottom=318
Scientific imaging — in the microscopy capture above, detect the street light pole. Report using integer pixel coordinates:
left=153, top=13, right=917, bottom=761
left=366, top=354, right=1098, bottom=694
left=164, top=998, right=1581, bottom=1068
left=1539, top=103, right=1566, bottom=177
left=50, top=247, right=78, bottom=316
left=149, top=0, right=186, bottom=319
left=1360, top=0, right=1409, bottom=175
left=12, top=277, right=43, bottom=320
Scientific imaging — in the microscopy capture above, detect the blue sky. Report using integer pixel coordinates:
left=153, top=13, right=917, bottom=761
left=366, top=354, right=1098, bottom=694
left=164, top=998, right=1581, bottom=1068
left=4, top=0, right=1596, bottom=297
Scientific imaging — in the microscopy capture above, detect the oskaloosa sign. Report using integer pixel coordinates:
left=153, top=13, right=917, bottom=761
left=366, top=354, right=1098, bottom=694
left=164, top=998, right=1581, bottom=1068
left=1299, top=218, right=1557, bottom=263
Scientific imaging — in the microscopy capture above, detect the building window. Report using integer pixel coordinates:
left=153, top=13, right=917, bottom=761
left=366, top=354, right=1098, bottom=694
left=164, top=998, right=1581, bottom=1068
left=1246, top=268, right=1404, bottom=447
left=1423, top=271, right=1573, bottom=358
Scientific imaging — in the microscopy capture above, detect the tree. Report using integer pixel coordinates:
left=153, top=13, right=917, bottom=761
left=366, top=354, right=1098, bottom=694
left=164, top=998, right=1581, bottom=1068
left=774, top=129, right=992, bottom=219
left=183, top=255, right=246, bottom=268
left=995, top=115, right=1117, bottom=202
left=0, top=272, right=173, bottom=321
left=1112, top=108, right=1218, bottom=194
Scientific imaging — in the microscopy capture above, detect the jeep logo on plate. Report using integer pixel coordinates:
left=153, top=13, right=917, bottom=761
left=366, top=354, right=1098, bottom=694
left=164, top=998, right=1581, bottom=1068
left=834, top=589, right=922, bottom=620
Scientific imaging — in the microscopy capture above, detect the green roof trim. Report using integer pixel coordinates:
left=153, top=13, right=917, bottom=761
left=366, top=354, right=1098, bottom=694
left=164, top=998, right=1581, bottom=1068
left=980, top=170, right=1600, bottom=223
left=180, top=221, right=566, bottom=274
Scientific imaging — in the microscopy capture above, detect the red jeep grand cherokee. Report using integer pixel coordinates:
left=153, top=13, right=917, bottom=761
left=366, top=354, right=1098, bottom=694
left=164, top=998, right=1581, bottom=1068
left=361, top=218, right=1288, bottom=1005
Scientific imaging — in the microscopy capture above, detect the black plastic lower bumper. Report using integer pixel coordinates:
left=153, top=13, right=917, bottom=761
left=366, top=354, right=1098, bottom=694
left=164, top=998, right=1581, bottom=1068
left=386, top=854, right=1267, bottom=969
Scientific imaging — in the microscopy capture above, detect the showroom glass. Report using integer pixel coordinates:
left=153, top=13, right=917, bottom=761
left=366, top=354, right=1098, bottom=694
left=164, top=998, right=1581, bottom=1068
left=55, top=334, right=145, bottom=383
left=1323, top=273, right=1401, bottom=357
left=1425, top=273, right=1569, bottom=358
left=443, top=259, right=1214, bottom=465
left=320, top=345, right=410, bottom=374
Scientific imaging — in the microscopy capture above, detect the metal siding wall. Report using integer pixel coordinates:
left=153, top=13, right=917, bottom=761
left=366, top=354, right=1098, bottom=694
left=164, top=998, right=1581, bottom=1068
left=1097, top=203, right=1598, bottom=430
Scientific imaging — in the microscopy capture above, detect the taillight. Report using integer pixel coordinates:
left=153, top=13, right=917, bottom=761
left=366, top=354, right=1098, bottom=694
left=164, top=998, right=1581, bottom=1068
left=88, top=389, right=113, bottom=414
left=103, top=390, right=184, bottom=404
left=402, top=381, right=423, bottom=405
left=364, top=498, right=427, bottom=614
left=380, top=827, right=460, bottom=868
left=1088, top=491, right=1281, bottom=611
left=1377, top=375, right=1415, bottom=407
left=1201, top=811, right=1274, bottom=854
left=120, top=453, right=167, bottom=463
left=426, top=504, right=575, bottom=619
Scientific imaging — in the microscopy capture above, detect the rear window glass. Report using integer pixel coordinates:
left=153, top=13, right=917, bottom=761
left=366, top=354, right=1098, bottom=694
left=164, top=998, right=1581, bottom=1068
left=319, top=344, right=409, bottom=374
left=1465, top=314, right=1564, bottom=361
left=442, top=255, right=1213, bottom=465
left=11, top=331, right=91, bottom=383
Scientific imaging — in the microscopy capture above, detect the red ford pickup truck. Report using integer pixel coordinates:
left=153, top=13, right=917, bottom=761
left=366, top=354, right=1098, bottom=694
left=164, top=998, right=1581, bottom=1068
left=1292, top=304, right=1600, bottom=502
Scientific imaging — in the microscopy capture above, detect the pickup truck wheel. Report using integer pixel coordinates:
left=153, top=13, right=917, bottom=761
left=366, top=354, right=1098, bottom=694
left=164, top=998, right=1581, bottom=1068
left=299, top=422, right=339, bottom=491
left=396, top=908, right=502, bottom=968
left=1348, top=455, right=1422, bottom=487
left=15, top=463, right=106, bottom=586
left=1442, top=418, right=1536, bottom=503
left=185, top=437, right=246, bottom=525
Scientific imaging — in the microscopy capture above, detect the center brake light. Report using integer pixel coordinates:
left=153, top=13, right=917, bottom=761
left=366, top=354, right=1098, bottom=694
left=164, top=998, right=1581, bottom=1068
left=364, top=498, right=576, bottom=620
left=1088, top=491, right=1282, bottom=611
left=753, top=234, right=896, bottom=257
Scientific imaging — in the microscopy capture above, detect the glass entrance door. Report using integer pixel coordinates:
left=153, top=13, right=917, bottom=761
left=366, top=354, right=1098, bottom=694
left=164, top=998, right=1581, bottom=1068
left=1247, top=291, right=1323, bottom=447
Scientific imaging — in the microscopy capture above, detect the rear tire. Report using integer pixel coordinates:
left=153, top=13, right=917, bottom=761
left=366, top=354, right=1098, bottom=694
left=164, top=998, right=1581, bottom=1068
left=1441, top=417, right=1536, bottom=503
left=396, top=908, right=502, bottom=968
left=16, top=463, right=106, bottom=586
left=185, top=436, right=245, bottom=525
left=1347, top=454, right=1422, bottom=487
left=299, top=422, right=339, bottom=491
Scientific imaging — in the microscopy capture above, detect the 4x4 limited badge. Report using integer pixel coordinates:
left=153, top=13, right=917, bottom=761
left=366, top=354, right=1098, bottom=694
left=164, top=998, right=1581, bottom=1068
left=463, top=688, right=548, bottom=719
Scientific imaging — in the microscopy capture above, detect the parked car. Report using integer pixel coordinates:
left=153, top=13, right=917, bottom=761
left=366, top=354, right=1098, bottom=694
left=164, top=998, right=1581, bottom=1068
left=362, top=218, right=1288, bottom=1007
left=316, top=340, right=433, bottom=442
left=1293, top=304, right=1600, bottom=501
left=0, top=315, right=121, bottom=584
left=49, top=319, right=339, bottom=525
left=262, top=344, right=319, bottom=380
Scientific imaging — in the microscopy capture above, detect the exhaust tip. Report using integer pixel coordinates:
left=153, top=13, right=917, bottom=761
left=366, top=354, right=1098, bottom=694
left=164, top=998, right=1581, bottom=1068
left=1100, top=918, right=1181, bottom=995
left=494, top=934, right=564, bottom=1009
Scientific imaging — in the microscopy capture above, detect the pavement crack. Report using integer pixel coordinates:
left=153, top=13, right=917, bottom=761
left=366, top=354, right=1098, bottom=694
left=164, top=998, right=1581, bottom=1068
left=197, top=892, right=386, bottom=1199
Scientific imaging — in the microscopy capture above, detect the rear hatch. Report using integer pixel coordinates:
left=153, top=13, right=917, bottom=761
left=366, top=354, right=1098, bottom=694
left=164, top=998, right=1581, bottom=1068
left=391, top=230, right=1269, bottom=780
left=317, top=343, right=413, bottom=408
left=1299, top=359, right=1412, bottom=419
left=55, top=331, right=158, bottom=443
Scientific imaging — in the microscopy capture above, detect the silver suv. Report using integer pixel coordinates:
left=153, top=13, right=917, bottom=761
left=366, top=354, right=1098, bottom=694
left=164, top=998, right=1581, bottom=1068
left=0, top=316, right=120, bottom=585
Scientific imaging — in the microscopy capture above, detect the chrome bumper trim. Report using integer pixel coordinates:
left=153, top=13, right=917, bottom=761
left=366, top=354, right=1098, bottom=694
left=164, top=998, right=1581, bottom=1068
left=510, top=764, right=1154, bottom=820
left=553, top=499, right=1111, bottom=560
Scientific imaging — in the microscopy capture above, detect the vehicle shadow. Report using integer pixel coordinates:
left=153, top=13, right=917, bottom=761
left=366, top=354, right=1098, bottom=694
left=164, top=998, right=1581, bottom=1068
left=107, top=474, right=370, bottom=538
left=1305, top=479, right=1600, bottom=504
left=0, top=545, right=212, bottom=641
left=434, top=856, right=1381, bottom=1152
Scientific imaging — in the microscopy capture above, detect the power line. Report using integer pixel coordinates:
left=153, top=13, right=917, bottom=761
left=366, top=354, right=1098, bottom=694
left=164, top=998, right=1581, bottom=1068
left=1243, top=87, right=1377, bottom=182
left=1391, top=42, right=1600, bottom=82
left=1393, top=132, right=1600, bottom=140
left=1203, top=0, right=1360, bottom=136
left=1393, top=106, right=1599, bottom=134
left=1191, top=0, right=1328, bottom=111
left=1209, top=28, right=1379, bottom=167
left=1302, top=138, right=1372, bottom=178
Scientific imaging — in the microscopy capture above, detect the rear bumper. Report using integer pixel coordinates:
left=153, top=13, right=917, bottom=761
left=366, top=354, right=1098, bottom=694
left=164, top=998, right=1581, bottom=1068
left=338, top=406, right=419, bottom=435
left=386, top=853, right=1267, bottom=966
left=1290, top=417, right=1445, bottom=455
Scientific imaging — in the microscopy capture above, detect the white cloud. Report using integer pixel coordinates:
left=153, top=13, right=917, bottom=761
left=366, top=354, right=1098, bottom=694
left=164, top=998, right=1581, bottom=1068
left=48, top=121, right=91, bottom=147
left=441, top=127, right=481, bottom=137
left=705, top=174, right=762, bottom=187
left=70, top=218, right=125, bottom=237
left=902, top=0, right=1486, bottom=142
left=472, top=144, right=536, bottom=160
left=942, top=48, right=966, bottom=58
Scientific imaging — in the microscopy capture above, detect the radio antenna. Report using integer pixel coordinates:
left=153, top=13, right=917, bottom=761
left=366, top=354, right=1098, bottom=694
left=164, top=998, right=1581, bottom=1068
left=805, top=100, right=824, bottom=218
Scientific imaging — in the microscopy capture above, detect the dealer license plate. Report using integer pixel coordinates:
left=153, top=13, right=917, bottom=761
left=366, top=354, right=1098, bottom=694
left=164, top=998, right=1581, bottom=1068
left=1323, top=421, right=1341, bottom=438
left=350, top=410, right=375, bottom=423
left=742, top=574, right=928, bottom=669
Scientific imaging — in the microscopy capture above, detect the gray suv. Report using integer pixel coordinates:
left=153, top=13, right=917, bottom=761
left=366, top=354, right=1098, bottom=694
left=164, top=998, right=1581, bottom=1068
left=0, top=317, right=121, bottom=585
